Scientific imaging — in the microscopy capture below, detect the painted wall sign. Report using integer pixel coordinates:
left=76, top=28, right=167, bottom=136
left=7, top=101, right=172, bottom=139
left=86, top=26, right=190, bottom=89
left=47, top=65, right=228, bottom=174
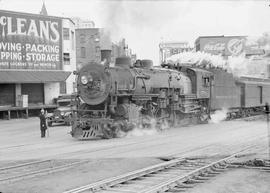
left=0, top=11, right=62, bottom=70
left=199, top=36, right=246, bottom=56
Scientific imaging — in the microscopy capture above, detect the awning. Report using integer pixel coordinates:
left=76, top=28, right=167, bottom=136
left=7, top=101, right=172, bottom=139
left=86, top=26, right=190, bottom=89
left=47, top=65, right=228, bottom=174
left=0, top=71, right=71, bottom=83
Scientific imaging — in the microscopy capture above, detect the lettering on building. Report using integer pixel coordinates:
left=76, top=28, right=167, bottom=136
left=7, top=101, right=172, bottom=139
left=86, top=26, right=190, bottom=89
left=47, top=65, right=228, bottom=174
left=0, top=11, right=62, bottom=70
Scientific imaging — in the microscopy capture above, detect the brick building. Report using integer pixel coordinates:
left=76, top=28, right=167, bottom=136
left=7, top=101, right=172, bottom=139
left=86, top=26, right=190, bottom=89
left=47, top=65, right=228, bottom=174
left=76, top=27, right=133, bottom=69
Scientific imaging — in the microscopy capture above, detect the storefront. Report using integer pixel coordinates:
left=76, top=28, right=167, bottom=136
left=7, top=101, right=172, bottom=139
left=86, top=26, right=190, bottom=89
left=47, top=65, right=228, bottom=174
left=0, top=84, right=15, bottom=106
left=0, top=70, right=71, bottom=105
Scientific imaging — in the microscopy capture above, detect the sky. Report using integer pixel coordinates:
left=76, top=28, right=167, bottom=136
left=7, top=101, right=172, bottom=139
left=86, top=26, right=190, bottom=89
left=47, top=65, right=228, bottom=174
left=1, top=0, right=270, bottom=64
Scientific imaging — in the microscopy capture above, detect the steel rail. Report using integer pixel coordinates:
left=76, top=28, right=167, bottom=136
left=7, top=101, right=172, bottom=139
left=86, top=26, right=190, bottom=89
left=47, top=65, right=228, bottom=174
left=0, top=160, right=89, bottom=183
left=63, top=145, right=256, bottom=193
left=0, top=159, right=52, bottom=171
left=138, top=153, right=236, bottom=193
left=63, top=157, right=187, bottom=193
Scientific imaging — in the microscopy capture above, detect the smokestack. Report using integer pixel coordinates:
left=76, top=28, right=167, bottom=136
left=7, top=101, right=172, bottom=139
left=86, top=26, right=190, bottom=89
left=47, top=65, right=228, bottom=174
left=101, top=50, right=112, bottom=63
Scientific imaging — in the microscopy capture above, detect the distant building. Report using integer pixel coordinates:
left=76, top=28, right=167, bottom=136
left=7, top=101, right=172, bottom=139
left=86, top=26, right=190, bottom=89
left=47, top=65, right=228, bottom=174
left=39, top=2, right=48, bottom=16
left=76, top=28, right=101, bottom=69
left=76, top=28, right=134, bottom=69
left=159, top=41, right=193, bottom=64
left=111, top=38, right=131, bottom=63
left=72, top=17, right=95, bottom=29
left=76, top=28, right=114, bottom=69
left=0, top=9, right=76, bottom=110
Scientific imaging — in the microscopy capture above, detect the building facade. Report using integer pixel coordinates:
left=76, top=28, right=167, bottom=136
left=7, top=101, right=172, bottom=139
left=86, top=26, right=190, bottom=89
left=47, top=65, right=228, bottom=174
left=0, top=10, right=76, bottom=109
left=76, top=28, right=102, bottom=69
left=71, top=17, right=95, bottom=29
left=76, top=27, right=132, bottom=69
left=159, top=41, right=193, bottom=64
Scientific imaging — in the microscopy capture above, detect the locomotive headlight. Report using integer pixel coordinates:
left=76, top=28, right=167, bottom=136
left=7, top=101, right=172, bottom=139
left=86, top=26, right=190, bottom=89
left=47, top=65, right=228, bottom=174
left=81, top=75, right=88, bottom=85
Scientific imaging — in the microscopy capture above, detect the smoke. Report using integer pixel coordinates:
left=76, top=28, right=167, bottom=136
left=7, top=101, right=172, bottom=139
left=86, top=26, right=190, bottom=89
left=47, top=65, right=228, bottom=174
left=209, top=108, right=228, bottom=124
left=95, top=1, right=192, bottom=63
left=125, top=117, right=168, bottom=138
left=98, top=1, right=190, bottom=42
left=166, top=51, right=226, bottom=68
left=166, top=50, right=269, bottom=78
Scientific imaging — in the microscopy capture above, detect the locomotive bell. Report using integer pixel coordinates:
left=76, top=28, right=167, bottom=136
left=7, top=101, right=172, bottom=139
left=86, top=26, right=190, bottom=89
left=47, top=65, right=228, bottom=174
left=77, top=62, right=111, bottom=105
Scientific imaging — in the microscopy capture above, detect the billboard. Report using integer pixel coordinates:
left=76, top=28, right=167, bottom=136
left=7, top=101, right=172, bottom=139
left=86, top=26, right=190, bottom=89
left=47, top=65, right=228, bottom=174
left=0, top=11, right=62, bottom=70
left=159, top=42, right=192, bottom=63
left=198, top=36, right=246, bottom=56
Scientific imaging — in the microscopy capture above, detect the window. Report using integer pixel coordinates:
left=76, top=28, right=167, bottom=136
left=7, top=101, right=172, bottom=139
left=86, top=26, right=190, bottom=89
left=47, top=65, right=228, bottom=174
left=63, top=53, right=70, bottom=65
left=71, top=31, right=75, bottom=50
left=95, top=46, right=100, bottom=53
left=60, top=82, right=66, bottom=94
left=63, top=28, right=69, bottom=40
left=80, top=34, right=86, bottom=44
left=81, top=47, right=86, bottom=58
left=203, top=77, right=210, bottom=87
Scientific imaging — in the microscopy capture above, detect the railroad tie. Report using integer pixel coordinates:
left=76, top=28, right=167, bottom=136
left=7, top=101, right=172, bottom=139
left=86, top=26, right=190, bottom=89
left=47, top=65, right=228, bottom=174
left=168, top=186, right=191, bottom=192
left=201, top=173, right=216, bottom=177
left=176, top=182, right=194, bottom=188
left=185, top=177, right=205, bottom=184
left=206, top=170, right=221, bottom=175
left=194, top=175, right=211, bottom=181
left=104, top=187, right=137, bottom=193
left=211, top=167, right=228, bottom=172
left=227, top=164, right=240, bottom=169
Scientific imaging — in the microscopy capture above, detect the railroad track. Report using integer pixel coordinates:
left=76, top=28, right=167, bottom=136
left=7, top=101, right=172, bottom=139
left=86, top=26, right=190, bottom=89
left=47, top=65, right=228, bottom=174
left=64, top=149, right=252, bottom=193
left=0, top=159, right=89, bottom=184
left=64, top=142, right=270, bottom=193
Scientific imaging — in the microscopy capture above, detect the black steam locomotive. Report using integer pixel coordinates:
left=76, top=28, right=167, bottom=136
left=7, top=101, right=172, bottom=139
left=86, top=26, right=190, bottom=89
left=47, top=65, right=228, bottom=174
left=70, top=57, right=270, bottom=139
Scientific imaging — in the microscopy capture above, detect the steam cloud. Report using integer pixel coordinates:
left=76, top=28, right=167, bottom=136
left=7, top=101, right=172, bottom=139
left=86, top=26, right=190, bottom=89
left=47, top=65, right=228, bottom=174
left=166, top=33, right=270, bottom=78
left=209, top=108, right=228, bottom=124
left=125, top=117, right=168, bottom=138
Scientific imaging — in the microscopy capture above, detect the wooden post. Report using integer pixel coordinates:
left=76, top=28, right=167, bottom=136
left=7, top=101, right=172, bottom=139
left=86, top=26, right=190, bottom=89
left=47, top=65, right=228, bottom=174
left=7, top=110, right=10, bottom=120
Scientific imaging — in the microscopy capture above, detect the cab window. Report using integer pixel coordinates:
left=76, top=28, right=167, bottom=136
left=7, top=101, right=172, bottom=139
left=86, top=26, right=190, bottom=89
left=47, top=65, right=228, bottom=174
left=203, top=77, right=210, bottom=87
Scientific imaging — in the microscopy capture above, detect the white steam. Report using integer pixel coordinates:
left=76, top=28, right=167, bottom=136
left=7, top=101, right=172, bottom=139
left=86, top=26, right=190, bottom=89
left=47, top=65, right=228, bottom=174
left=125, top=117, right=168, bottom=138
left=166, top=50, right=269, bottom=78
left=209, top=108, right=228, bottom=124
left=166, top=33, right=270, bottom=78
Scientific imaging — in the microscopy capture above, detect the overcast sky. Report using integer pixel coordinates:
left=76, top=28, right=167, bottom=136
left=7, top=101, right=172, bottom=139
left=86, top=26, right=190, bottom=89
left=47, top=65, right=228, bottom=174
left=1, top=0, right=270, bottom=63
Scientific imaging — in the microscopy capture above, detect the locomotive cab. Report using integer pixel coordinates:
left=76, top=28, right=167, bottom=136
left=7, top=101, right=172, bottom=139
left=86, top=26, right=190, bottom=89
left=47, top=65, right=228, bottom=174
left=184, top=67, right=212, bottom=99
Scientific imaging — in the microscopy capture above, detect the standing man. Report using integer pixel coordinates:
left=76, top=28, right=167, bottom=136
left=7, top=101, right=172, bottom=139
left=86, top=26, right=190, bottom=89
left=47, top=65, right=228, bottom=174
left=265, top=102, right=270, bottom=160
left=265, top=102, right=270, bottom=123
left=39, top=109, right=47, bottom=138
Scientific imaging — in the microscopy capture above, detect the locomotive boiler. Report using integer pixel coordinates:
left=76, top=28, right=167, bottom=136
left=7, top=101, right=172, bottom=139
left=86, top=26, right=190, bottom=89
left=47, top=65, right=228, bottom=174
left=71, top=57, right=210, bottom=139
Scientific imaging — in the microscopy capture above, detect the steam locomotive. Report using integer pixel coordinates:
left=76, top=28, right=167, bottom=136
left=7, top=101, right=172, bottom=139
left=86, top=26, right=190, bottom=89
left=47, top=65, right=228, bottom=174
left=70, top=57, right=270, bottom=140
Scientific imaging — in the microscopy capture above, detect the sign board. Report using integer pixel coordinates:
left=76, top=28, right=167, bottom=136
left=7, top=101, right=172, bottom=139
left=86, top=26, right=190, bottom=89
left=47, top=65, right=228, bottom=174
left=0, top=11, right=62, bottom=70
left=199, top=36, right=246, bottom=56
left=159, top=42, right=193, bottom=63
